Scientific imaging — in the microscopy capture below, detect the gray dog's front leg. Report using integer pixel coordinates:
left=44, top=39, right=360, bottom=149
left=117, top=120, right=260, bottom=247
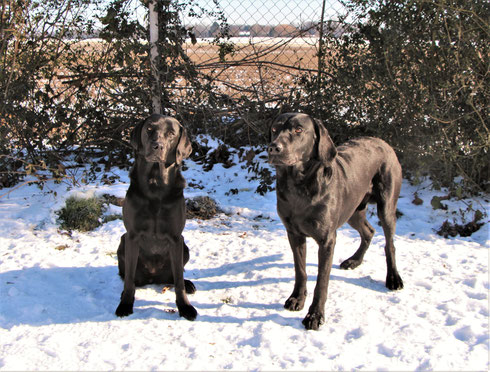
left=302, top=233, right=336, bottom=330
left=284, top=232, right=308, bottom=311
left=116, top=233, right=139, bottom=317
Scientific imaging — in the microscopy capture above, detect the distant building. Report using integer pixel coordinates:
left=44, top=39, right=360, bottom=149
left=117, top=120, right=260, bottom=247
left=186, top=21, right=352, bottom=40
left=249, top=24, right=273, bottom=37
left=270, top=24, right=298, bottom=37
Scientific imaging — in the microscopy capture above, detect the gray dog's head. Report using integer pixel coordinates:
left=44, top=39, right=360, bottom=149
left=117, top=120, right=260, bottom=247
left=131, top=114, right=192, bottom=165
left=268, top=113, right=337, bottom=166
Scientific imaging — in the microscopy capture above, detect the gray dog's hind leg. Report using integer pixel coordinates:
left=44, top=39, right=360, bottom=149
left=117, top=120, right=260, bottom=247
left=377, top=200, right=404, bottom=290
left=375, top=168, right=404, bottom=290
left=341, top=209, right=375, bottom=270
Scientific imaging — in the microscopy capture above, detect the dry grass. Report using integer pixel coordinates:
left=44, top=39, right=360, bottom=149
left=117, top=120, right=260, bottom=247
left=49, top=38, right=322, bottom=102
left=183, top=38, right=321, bottom=99
left=185, top=38, right=319, bottom=69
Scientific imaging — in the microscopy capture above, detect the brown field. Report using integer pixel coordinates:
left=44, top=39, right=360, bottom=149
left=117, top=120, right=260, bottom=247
left=183, top=38, right=321, bottom=99
left=50, top=38, right=323, bottom=103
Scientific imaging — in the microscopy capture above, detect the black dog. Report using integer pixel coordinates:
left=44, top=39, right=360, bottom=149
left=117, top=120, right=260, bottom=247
left=115, top=114, right=197, bottom=321
left=268, top=113, right=403, bottom=330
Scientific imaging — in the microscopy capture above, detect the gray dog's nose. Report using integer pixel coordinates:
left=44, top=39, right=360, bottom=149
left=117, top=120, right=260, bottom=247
left=268, top=143, right=283, bottom=154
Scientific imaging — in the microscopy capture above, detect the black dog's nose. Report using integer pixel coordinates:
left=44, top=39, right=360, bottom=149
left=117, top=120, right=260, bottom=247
left=268, top=143, right=283, bottom=155
left=152, top=142, right=162, bottom=151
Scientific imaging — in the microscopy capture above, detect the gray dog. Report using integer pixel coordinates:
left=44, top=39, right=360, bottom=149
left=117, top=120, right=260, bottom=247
left=115, top=114, right=197, bottom=321
left=268, top=113, right=404, bottom=330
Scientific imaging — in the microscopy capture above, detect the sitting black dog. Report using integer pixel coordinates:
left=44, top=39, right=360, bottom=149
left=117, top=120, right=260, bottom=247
left=115, top=114, right=197, bottom=321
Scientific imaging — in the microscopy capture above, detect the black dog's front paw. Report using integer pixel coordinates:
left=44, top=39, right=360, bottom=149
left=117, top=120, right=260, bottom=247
left=284, top=296, right=305, bottom=311
left=302, top=311, right=325, bottom=331
left=184, top=279, right=196, bottom=294
left=386, top=272, right=404, bottom=290
left=115, top=302, right=133, bottom=317
left=178, top=303, right=197, bottom=321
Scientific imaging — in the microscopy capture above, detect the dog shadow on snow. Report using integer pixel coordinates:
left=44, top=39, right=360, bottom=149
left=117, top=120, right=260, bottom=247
left=0, top=254, right=388, bottom=329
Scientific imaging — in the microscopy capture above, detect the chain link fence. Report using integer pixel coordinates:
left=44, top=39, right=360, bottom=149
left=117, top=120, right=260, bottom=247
left=2, top=0, right=486, bottom=193
left=177, top=0, right=349, bottom=101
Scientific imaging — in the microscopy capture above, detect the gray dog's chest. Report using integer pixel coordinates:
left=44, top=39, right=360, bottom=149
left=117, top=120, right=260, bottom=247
left=277, top=197, right=330, bottom=238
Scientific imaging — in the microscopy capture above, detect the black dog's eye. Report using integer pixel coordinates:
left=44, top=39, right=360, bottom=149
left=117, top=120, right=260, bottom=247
left=271, top=127, right=277, bottom=133
left=146, top=127, right=153, bottom=133
left=295, top=127, right=303, bottom=134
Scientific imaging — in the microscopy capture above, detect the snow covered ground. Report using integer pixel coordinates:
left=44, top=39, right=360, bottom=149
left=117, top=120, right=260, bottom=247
left=0, top=145, right=488, bottom=371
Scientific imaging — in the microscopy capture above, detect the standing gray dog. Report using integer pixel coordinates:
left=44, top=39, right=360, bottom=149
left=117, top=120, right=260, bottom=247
left=268, top=113, right=403, bottom=330
left=116, top=114, right=197, bottom=321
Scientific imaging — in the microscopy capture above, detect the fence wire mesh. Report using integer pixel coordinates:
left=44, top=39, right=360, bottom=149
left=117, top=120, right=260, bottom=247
left=177, top=0, right=349, bottom=101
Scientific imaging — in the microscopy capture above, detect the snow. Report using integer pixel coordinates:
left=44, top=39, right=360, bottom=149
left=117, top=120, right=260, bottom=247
left=0, top=147, right=488, bottom=371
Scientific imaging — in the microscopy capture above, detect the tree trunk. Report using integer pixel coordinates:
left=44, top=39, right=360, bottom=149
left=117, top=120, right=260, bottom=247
left=149, top=0, right=162, bottom=114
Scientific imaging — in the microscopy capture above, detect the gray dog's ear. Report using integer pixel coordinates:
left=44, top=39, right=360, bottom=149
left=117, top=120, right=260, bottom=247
left=130, top=119, right=145, bottom=150
left=268, top=118, right=276, bottom=143
left=313, top=118, right=337, bottom=164
left=175, top=126, right=192, bottom=164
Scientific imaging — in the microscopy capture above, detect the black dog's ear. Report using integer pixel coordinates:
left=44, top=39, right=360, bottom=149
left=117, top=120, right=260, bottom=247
left=130, top=119, right=145, bottom=150
left=175, top=126, right=192, bottom=164
left=313, top=118, right=337, bottom=164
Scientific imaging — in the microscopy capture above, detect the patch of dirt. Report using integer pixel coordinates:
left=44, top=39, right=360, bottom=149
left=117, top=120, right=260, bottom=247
left=436, top=220, right=484, bottom=238
left=186, top=196, right=221, bottom=220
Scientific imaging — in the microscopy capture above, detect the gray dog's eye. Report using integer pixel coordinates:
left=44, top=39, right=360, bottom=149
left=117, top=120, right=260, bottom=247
left=295, top=127, right=303, bottom=134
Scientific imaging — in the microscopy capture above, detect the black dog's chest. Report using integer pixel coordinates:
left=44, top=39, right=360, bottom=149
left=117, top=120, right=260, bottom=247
left=125, top=194, right=185, bottom=237
left=135, top=207, right=182, bottom=233
left=139, top=233, right=173, bottom=256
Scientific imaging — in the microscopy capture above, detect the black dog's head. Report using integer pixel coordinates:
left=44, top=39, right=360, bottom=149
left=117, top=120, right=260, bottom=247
left=131, top=114, right=192, bottom=165
left=268, top=113, right=337, bottom=166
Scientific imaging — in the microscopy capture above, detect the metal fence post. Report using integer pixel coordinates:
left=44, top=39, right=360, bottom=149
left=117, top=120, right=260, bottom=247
left=317, top=0, right=327, bottom=97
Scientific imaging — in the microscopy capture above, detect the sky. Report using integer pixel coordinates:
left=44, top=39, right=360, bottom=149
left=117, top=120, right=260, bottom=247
left=181, top=0, right=347, bottom=26
left=129, top=0, right=348, bottom=31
